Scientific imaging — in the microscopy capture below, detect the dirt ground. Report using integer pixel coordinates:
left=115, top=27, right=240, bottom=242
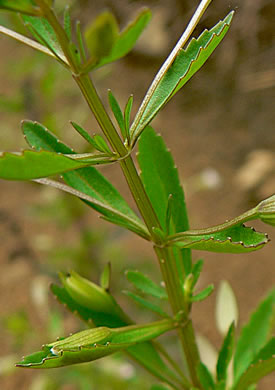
left=0, top=0, right=274, bottom=389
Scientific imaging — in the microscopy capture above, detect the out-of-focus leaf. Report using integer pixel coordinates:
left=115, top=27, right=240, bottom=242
left=0, top=150, right=96, bottom=180
left=126, top=270, right=167, bottom=300
left=85, top=11, right=119, bottom=61
left=233, top=289, right=275, bottom=384
left=191, top=259, right=204, bottom=288
left=22, top=121, right=148, bottom=239
left=22, top=15, right=66, bottom=62
left=63, top=6, right=72, bottom=41
left=0, top=0, right=39, bottom=16
left=196, top=362, right=215, bottom=390
left=138, top=126, right=191, bottom=276
left=216, top=322, right=235, bottom=382
left=191, top=284, right=214, bottom=302
left=150, top=385, right=170, bottom=390
left=82, top=8, right=151, bottom=72
left=215, top=281, right=238, bottom=335
left=130, top=12, right=234, bottom=145
left=16, top=318, right=175, bottom=368
left=123, top=290, right=168, bottom=318
left=167, top=223, right=269, bottom=253
left=100, top=263, right=111, bottom=291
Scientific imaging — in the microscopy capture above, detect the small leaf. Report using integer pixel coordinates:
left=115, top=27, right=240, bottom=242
left=0, top=150, right=94, bottom=180
left=16, top=318, right=175, bottom=368
left=215, top=281, right=238, bottom=335
left=126, top=270, right=168, bottom=300
left=93, top=134, right=112, bottom=154
left=130, top=12, right=234, bottom=145
left=124, top=94, right=133, bottom=141
left=70, top=121, right=98, bottom=148
left=22, top=121, right=148, bottom=238
left=123, top=290, right=168, bottom=318
left=191, top=259, right=204, bottom=288
left=167, top=223, right=269, bottom=253
left=196, top=362, right=215, bottom=390
left=191, top=284, right=214, bottom=302
left=233, top=289, right=275, bottom=385
left=85, top=11, right=119, bottom=61
left=22, top=15, right=66, bottom=62
left=63, top=6, right=72, bottom=41
left=76, top=21, right=87, bottom=62
left=216, top=322, right=235, bottom=382
left=138, top=126, right=191, bottom=277
left=100, top=263, right=111, bottom=291
left=108, top=90, right=126, bottom=139
left=0, top=0, right=39, bottom=16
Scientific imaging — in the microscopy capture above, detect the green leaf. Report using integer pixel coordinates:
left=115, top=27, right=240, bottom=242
left=85, top=11, right=119, bottom=61
left=167, top=223, right=269, bottom=253
left=196, top=362, right=215, bottom=390
left=256, top=194, right=275, bottom=226
left=123, top=290, right=168, bottom=318
left=233, top=289, right=275, bottom=384
left=22, top=15, right=66, bottom=62
left=0, top=0, right=39, bottom=15
left=22, top=121, right=148, bottom=238
left=63, top=6, right=72, bottom=41
left=126, top=270, right=168, bottom=300
left=70, top=121, right=98, bottom=149
left=191, top=284, right=214, bottom=302
left=130, top=11, right=234, bottom=145
left=138, top=126, right=191, bottom=276
left=0, top=150, right=97, bottom=180
left=92, top=134, right=112, bottom=154
left=100, top=263, right=111, bottom=291
left=108, top=90, right=126, bottom=139
left=16, top=318, right=175, bottom=368
left=124, top=94, right=133, bottom=141
left=82, top=8, right=151, bottom=72
left=191, top=259, right=204, bottom=288
left=216, top=322, right=235, bottom=382
left=150, top=385, right=170, bottom=390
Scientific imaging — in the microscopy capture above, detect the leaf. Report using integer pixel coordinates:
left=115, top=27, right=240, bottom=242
left=85, top=11, right=119, bottom=61
left=100, top=263, right=111, bottom=291
left=82, top=8, right=151, bottom=72
left=123, top=290, right=168, bottom=318
left=216, top=322, right=235, bottom=382
left=108, top=90, right=126, bottom=139
left=0, top=150, right=96, bottom=180
left=191, top=284, right=214, bottom=302
left=233, top=289, right=275, bottom=384
left=130, top=11, right=234, bottom=145
left=167, top=223, right=269, bottom=253
left=126, top=270, right=168, bottom=300
left=215, top=281, right=238, bottom=335
left=124, top=94, right=133, bottom=141
left=138, top=126, right=191, bottom=276
left=16, top=318, right=175, bottom=368
left=63, top=6, right=72, bottom=41
left=196, top=362, right=215, bottom=390
left=22, top=121, right=148, bottom=238
left=0, top=0, right=39, bottom=15
left=92, top=135, right=112, bottom=154
left=191, top=259, right=204, bottom=288
left=256, top=194, right=275, bottom=227
left=22, top=15, right=66, bottom=62
left=150, top=385, right=170, bottom=390
left=70, top=121, right=98, bottom=149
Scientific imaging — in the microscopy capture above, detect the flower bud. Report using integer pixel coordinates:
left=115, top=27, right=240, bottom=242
left=256, top=195, right=275, bottom=226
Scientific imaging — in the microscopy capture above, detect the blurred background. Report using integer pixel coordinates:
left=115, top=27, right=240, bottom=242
left=0, top=0, right=274, bottom=389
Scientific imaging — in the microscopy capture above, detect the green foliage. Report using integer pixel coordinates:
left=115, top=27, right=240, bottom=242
left=216, top=322, right=235, bottom=383
left=126, top=270, right=168, bottom=300
left=196, top=362, right=215, bottom=390
left=0, top=0, right=38, bottom=16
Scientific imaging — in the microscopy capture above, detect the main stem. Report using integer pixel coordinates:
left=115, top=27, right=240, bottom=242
left=38, top=1, right=201, bottom=386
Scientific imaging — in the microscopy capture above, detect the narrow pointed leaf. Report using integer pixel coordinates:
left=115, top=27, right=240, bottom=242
left=196, top=362, right=215, bottom=390
left=63, top=6, right=72, bottom=41
left=16, top=319, right=175, bottom=368
left=216, top=322, right=235, bottom=382
left=138, top=126, right=191, bottom=276
left=70, top=121, right=98, bottom=148
left=191, top=259, right=204, bottom=288
left=130, top=12, right=234, bottom=144
left=22, top=121, right=149, bottom=239
left=123, top=290, right=168, bottom=318
left=22, top=15, right=66, bottom=62
left=233, top=289, right=275, bottom=384
left=0, top=150, right=96, bottom=180
left=93, top=134, right=112, bottom=154
left=108, top=90, right=126, bottom=138
left=191, top=284, right=214, bottom=302
left=100, top=263, right=111, bottom=291
left=124, top=94, right=133, bottom=140
left=0, top=0, right=39, bottom=16
left=167, top=223, right=269, bottom=253
left=126, top=270, right=168, bottom=300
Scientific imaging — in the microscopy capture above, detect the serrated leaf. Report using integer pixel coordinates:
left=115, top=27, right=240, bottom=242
left=196, top=362, right=215, bottom=390
left=16, top=318, right=175, bottom=368
left=22, top=15, right=66, bottom=62
left=191, top=284, right=214, bottom=302
left=123, top=290, right=168, bottom=318
left=167, top=223, right=269, bottom=253
left=0, top=0, right=39, bottom=15
left=22, top=121, right=149, bottom=239
left=82, top=8, right=151, bottom=72
left=138, top=126, right=191, bottom=277
left=108, top=90, right=126, bottom=138
left=216, top=322, right=235, bottom=382
left=216, top=281, right=238, bottom=335
left=0, top=150, right=95, bottom=180
left=130, top=11, right=234, bottom=145
left=126, top=270, right=168, bottom=300
left=233, top=289, right=275, bottom=385
left=85, top=11, right=119, bottom=61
